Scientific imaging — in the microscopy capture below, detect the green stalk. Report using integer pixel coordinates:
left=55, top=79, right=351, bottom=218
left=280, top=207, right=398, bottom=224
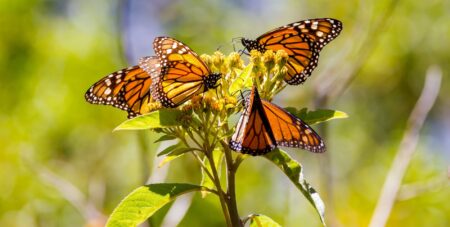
left=222, top=142, right=242, bottom=227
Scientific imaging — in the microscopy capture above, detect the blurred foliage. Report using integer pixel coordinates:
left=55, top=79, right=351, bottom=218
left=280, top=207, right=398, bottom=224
left=0, top=0, right=448, bottom=226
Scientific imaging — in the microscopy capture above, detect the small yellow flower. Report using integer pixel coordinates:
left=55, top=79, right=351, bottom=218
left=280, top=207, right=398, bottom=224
left=200, top=54, right=213, bottom=69
left=188, top=95, right=203, bottom=110
left=211, top=99, right=223, bottom=112
left=212, top=51, right=225, bottom=69
left=226, top=52, right=244, bottom=70
left=275, top=49, right=289, bottom=68
left=224, top=95, right=238, bottom=106
left=250, top=50, right=262, bottom=65
left=262, top=50, right=275, bottom=73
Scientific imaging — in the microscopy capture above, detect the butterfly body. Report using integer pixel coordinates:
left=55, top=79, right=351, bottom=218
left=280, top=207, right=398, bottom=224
left=241, top=18, right=342, bottom=85
left=230, top=86, right=325, bottom=155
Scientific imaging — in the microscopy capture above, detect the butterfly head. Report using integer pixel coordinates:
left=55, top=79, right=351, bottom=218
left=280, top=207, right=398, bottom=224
left=204, top=73, right=222, bottom=90
left=241, top=38, right=264, bottom=52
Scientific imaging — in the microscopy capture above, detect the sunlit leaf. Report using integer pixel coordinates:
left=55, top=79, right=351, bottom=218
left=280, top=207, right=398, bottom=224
left=106, top=183, right=206, bottom=227
left=200, top=148, right=224, bottom=197
left=248, top=214, right=282, bottom=227
left=158, top=147, right=196, bottom=167
left=154, top=134, right=177, bottom=143
left=229, top=63, right=253, bottom=94
left=285, top=107, right=348, bottom=125
left=114, top=109, right=183, bottom=131
left=265, top=149, right=326, bottom=225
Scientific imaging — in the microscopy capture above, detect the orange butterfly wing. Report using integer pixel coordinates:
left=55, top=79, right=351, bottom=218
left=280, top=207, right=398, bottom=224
left=242, top=18, right=342, bottom=85
left=261, top=100, right=325, bottom=153
left=151, top=37, right=221, bottom=107
left=230, top=87, right=276, bottom=155
left=85, top=56, right=161, bottom=118
left=230, top=87, right=325, bottom=155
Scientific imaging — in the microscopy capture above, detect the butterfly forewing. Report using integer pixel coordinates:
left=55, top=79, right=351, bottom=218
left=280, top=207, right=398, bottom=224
left=290, top=18, right=342, bottom=50
left=151, top=37, right=221, bottom=107
left=242, top=18, right=342, bottom=85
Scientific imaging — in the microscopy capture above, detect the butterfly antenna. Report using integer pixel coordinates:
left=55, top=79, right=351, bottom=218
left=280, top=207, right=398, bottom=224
left=231, top=37, right=244, bottom=53
left=216, top=44, right=223, bottom=52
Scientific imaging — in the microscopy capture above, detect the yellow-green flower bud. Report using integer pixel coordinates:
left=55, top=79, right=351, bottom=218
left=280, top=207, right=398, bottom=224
left=213, top=51, right=225, bottom=69
left=275, top=49, right=289, bottom=68
left=262, top=50, right=275, bottom=73
left=227, top=52, right=244, bottom=70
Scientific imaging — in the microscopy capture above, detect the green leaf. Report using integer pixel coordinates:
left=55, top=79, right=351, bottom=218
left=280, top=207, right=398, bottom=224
left=114, top=109, right=183, bottom=131
left=157, top=143, right=184, bottom=157
left=106, top=183, right=206, bottom=227
left=248, top=214, right=282, bottom=227
left=265, top=149, right=326, bottom=225
left=200, top=148, right=224, bottom=197
left=158, top=147, right=196, bottom=167
left=229, top=63, right=253, bottom=94
left=285, top=107, right=348, bottom=125
left=154, top=134, right=177, bottom=143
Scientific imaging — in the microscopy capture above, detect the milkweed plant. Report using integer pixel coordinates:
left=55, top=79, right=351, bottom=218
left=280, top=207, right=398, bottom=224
left=105, top=50, right=347, bottom=227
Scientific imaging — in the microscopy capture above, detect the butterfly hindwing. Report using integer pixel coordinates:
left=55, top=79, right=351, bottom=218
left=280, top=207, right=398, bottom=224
left=86, top=57, right=161, bottom=118
left=261, top=100, right=325, bottom=152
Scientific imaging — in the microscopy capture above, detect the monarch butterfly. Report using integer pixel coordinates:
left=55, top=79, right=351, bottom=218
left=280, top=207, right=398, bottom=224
left=241, top=18, right=342, bottom=85
left=229, top=86, right=325, bottom=155
left=148, top=37, right=222, bottom=108
left=85, top=56, right=161, bottom=118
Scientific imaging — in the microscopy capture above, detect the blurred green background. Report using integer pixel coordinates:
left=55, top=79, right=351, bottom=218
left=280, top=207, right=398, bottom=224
left=1, top=0, right=449, bottom=226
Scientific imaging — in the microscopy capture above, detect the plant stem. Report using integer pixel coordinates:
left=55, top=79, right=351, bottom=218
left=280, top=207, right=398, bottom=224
left=222, top=142, right=243, bottom=227
left=206, top=150, right=233, bottom=227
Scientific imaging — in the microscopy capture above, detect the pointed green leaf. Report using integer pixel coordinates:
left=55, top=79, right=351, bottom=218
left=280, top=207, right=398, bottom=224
left=154, top=134, right=177, bottom=143
left=157, top=143, right=184, bottom=157
left=158, top=153, right=184, bottom=167
left=106, top=183, right=206, bottom=227
left=114, top=109, right=183, bottom=131
left=200, top=148, right=224, bottom=197
left=158, top=147, right=196, bottom=167
left=229, top=63, right=253, bottom=94
left=285, top=107, right=348, bottom=125
left=249, top=214, right=282, bottom=227
left=265, top=149, right=326, bottom=225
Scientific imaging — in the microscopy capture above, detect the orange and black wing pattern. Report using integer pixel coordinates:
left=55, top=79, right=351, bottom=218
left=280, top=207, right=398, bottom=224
left=241, top=18, right=342, bottom=85
left=261, top=100, right=325, bottom=153
left=229, top=87, right=276, bottom=155
left=230, top=86, right=325, bottom=155
left=151, top=37, right=221, bottom=107
left=85, top=56, right=161, bottom=118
